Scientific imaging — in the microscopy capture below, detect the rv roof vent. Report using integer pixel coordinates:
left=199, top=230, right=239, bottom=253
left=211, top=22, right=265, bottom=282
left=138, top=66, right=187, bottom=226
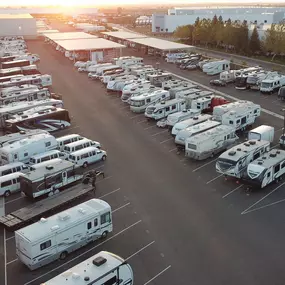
left=276, top=150, right=281, bottom=154
left=58, top=212, right=70, bottom=221
left=93, top=256, right=107, bottom=267
left=262, top=156, right=267, bottom=159
left=40, top=218, right=47, bottom=223
left=84, top=276, right=90, bottom=281
left=193, top=117, right=198, bottom=120
left=257, top=161, right=263, bottom=165
left=19, top=130, right=26, bottom=134
left=51, top=225, right=59, bottom=231
left=237, top=148, right=242, bottom=151
left=72, top=273, right=80, bottom=280
left=46, top=165, right=54, bottom=170
left=249, top=141, right=256, bottom=145
left=78, top=208, right=86, bottom=214
left=244, top=143, right=250, bottom=147
left=269, top=153, right=277, bottom=158
left=228, top=151, right=236, bottom=156
left=182, top=110, right=187, bottom=113
left=21, top=115, right=28, bottom=118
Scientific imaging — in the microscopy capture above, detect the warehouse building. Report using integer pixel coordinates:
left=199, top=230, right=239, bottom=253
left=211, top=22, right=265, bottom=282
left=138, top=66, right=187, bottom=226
left=0, top=14, right=37, bottom=38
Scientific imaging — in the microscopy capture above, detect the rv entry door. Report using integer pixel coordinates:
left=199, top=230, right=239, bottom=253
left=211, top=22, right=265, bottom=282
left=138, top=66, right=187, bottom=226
left=62, top=171, right=67, bottom=183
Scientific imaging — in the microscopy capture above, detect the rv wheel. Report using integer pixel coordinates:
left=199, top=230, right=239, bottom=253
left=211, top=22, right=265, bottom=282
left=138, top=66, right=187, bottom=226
left=83, top=162, right=88, bottom=168
left=4, top=190, right=11, bottom=197
left=102, top=155, right=107, bottom=161
left=101, top=231, right=108, bottom=239
left=59, top=251, right=68, bottom=260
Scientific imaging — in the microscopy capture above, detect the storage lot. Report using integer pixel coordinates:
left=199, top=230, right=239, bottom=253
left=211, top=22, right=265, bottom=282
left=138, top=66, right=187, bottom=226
left=2, top=38, right=285, bottom=285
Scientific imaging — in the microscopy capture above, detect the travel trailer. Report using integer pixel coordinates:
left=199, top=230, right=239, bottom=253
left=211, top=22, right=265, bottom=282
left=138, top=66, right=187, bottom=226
left=145, top=98, right=186, bottom=120
left=130, top=89, right=170, bottom=113
left=15, top=199, right=113, bottom=270
left=0, top=74, right=52, bottom=88
left=185, top=125, right=238, bottom=160
left=19, top=160, right=82, bottom=198
left=0, top=133, right=58, bottom=165
left=0, top=84, right=38, bottom=96
left=248, top=125, right=274, bottom=143
left=101, top=70, right=127, bottom=84
left=175, top=119, right=221, bottom=147
left=245, top=149, right=285, bottom=189
left=260, top=73, right=285, bottom=94
left=2, top=59, right=30, bottom=69
left=166, top=109, right=201, bottom=128
left=147, top=72, right=173, bottom=87
left=216, top=140, right=270, bottom=179
left=42, top=251, right=134, bottom=285
left=221, top=103, right=261, bottom=131
left=219, top=70, right=237, bottom=83
left=5, top=106, right=71, bottom=133
left=0, top=67, right=22, bottom=77
left=202, top=60, right=230, bottom=76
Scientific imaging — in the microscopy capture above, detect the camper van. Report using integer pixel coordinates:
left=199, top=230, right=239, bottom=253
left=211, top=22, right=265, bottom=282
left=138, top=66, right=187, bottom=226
left=0, top=133, right=58, bottom=165
left=166, top=109, right=201, bottom=128
left=260, top=74, right=285, bottom=94
left=0, top=172, right=24, bottom=197
left=15, top=199, right=113, bottom=270
left=175, top=119, right=221, bottom=147
left=0, top=161, right=28, bottom=177
left=145, top=99, right=186, bottom=120
left=185, top=125, right=238, bottom=160
left=245, top=149, right=285, bottom=189
left=63, top=138, right=101, bottom=154
left=130, top=89, right=170, bottom=113
left=202, top=60, right=230, bottom=76
left=216, top=140, right=270, bottom=179
left=56, top=134, right=84, bottom=151
left=29, top=150, right=66, bottom=165
left=41, top=251, right=134, bottom=285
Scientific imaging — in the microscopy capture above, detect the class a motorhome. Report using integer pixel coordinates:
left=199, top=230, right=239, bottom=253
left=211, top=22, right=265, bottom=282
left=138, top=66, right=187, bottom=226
left=130, top=89, right=170, bottom=113
left=133, top=68, right=157, bottom=78
left=245, top=149, right=285, bottom=189
left=122, top=80, right=151, bottom=95
left=185, top=125, right=238, bottom=160
left=215, top=140, right=270, bottom=179
left=101, top=70, right=127, bottom=84
left=175, top=119, right=220, bottom=147
left=89, top=65, right=120, bottom=79
left=15, top=199, right=113, bottom=270
left=221, top=103, right=261, bottom=131
left=85, top=63, right=112, bottom=73
left=0, top=74, right=52, bottom=88
left=260, top=73, right=285, bottom=94
left=0, top=133, right=58, bottom=165
left=19, top=160, right=82, bottom=198
left=202, top=60, right=230, bottom=75
left=41, top=251, right=133, bottom=285
left=145, top=98, right=187, bottom=120
left=147, top=72, right=173, bottom=87
left=166, top=108, right=201, bottom=128
left=0, top=84, right=38, bottom=96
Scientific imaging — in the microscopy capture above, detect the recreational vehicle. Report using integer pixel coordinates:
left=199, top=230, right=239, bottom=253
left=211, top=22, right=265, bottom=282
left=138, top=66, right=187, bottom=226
left=0, top=74, right=23, bottom=83
left=175, top=119, right=221, bottom=147
left=145, top=99, right=186, bottom=120
left=15, top=199, right=113, bottom=270
left=106, top=75, right=138, bottom=91
left=235, top=67, right=263, bottom=89
left=202, top=60, right=230, bottom=75
left=2, top=59, right=30, bottom=69
left=162, top=79, right=184, bottom=90
left=121, top=84, right=156, bottom=103
left=0, top=74, right=52, bottom=88
left=165, top=83, right=197, bottom=99
left=5, top=106, right=71, bottom=133
left=0, top=67, right=22, bottom=77
left=245, top=149, right=285, bottom=189
left=165, top=53, right=188, bottom=63
left=185, top=125, right=238, bottom=160
left=0, top=133, right=58, bottom=165
left=260, top=74, right=285, bottom=94
left=122, top=80, right=151, bottom=96
left=102, top=70, right=127, bottom=84
left=216, top=140, right=270, bottom=179
left=42, top=251, right=133, bottom=285
left=130, top=89, right=170, bottom=113
left=0, top=84, right=38, bottom=96
left=246, top=71, right=267, bottom=90
left=115, top=56, right=143, bottom=67
left=14, top=53, right=40, bottom=63
left=219, top=70, right=237, bottom=83
left=191, top=96, right=229, bottom=113
left=88, top=65, right=120, bottom=79
left=166, top=109, right=201, bottom=128
left=147, top=72, right=173, bottom=87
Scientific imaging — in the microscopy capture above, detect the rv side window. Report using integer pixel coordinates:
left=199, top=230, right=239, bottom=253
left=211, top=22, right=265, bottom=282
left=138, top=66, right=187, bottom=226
left=274, top=164, right=280, bottom=173
left=40, top=240, right=51, bottom=250
left=45, top=142, right=51, bottom=147
left=94, top=218, right=98, bottom=227
left=172, top=105, right=176, bottom=110
left=101, top=212, right=111, bottom=224
left=229, top=120, right=233, bottom=125
left=254, top=109, right=257, bottom=114
left=87, top=222, right=92, bottom=230
left=227, top=134, right=230, bottom=139
left=267, top=172, right=270, bottom=178
left=281, top=162, right=285, bottom=169
left=2, top=169, right=12, bottom=175
left=166, top=107, right=170, bottom=112
left=253, top=152, right=260, bottom=160
left=14, top=154, right=18, bottom=159
left=42, top=156, right=50, bottom=162
left=146, top=99, right=151, bottom=103
left=1, top=180, right=12, bottom=187
left=24, top=152, right=28, bottom=157
left=241, top=117, right=246, bottom=124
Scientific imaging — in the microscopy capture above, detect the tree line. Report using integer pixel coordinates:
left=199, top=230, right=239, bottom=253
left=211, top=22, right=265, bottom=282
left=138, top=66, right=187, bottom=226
left=174, top=15, right=285, bottom=60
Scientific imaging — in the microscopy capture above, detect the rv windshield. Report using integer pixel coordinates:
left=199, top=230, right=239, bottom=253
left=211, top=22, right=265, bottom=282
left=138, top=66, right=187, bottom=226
left=261, top=82, right=273, bottom=88
left=130, top=99, right=145, bottom=107
left=216, top=158, right=237, bottom=171
left=146, top=106, right=155, bottom=114
left=247, top=168, right=266, bottom=180
left=235, top=77, right=247, bottom=87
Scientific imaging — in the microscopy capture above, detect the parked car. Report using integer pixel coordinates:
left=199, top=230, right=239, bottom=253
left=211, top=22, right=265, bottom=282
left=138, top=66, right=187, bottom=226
left=210, top=79, right=227, bottom=87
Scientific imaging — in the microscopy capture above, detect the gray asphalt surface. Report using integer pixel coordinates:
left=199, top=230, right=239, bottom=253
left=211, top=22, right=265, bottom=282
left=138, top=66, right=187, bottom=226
left=2, top=22, right=285, bottom=285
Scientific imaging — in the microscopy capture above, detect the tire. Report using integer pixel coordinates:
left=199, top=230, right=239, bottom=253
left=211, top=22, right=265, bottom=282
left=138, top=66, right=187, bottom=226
left=59, top=251, right=68, bottom=260
left=102, top=155, right=107, bottom=161
left=60, top=124, right=65, bottom=129
left=4, top=190, right=11, bottom=197
left=101, top=231, right=108, bottom=239
left=83, top=162, right=88, bottom=168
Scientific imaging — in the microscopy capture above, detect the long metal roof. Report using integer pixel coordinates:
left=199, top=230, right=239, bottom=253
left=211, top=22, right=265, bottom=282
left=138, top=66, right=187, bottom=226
left=102, top=31, right=147, bottom=39
left=55, top=38, right=125, bottom=51
left=44, top=32, right=97, bottom=41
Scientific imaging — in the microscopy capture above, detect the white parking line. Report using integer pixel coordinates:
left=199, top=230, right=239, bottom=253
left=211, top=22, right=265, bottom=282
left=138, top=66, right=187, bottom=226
left=112, top=202, right=131, bottom=213
left=169, top=147, right=177, bottom=152
left=23, top=220, right=142, bottom=285
left=160, top=138, right=173, bottom=144
left=144, top=125, right=156, bottom=130
left=143, top=265, right=172, bottom=285
left=137, top=119, right=148, bottom=124
left=98, top=188, right=121, bottom=199
left=222, top=184, right=244, bottom=198
left=129, top=114, right=143, bottom=119
left=5, top=235, right=15, bottom=242
left=206, top=174, right=223, bottom=184
left=242, top=197, right=285, bottom=214
left=151, top=130, right=168, bottom=137
left=192, top=158, right=218, bottom=172
left=119, top=105, right=130, bottom=110
left=125, top=241, right=155, bottom=261
left=241, top=181, right=285, bottom=215
left=6, top=258, right=17, bottom=265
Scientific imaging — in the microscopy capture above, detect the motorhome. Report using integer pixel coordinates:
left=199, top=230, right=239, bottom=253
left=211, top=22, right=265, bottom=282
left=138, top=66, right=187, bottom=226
left=161, top=79, right=183, bottom=90
left=130, top=89, right=170, bottom=113
left=0, top=99, right=63, bottom=128
left=166, top=109, right=201, bottom=128
left=0, top=133, right=58, bottom=165
left=0, top=74, right=52, bottom=88
left=246, top=71, right=267, bottom=90
left=0, top=84, right=38, bottom=96
left=145, top=98, right=186, bottom=120
left=78, top=61, right=103, bottom=72
left=19, top=159, right=82, bottom=198
left=260, top=73, right=285, bottom=94
left=147, top=72, right=173, bottom=87
left=115, top=56, right=143, bottom=67
left=185, top=125, right=238, bottom=160
left=191, top=96, right=229, bottom=113
left=175, top=119, right=220, bottom=147
left=101, top=70, right=127, bottom=84
left=248, top=125, right=274, bottom=143
left=88, top=65, right=120, bottom=79
left=202, top=60, right=230, bottom=75
left=42, top=251, right=133, bottom=285
left=212, top=100, right=255, bottom=122
left=165, top=83, right=197, bottom=99
left=245, top=149, right=285, bottom=189
left=0, top=74, right=23, bottom=83
left=5, top=106, right=71, bottom=133
left=121, top=81, right=152, bottom=102
left=106, top=75, right=138, bottom=91
left=165, top=53, right=188, bottom=63
left=221, top=103, right=261, bottom=131
left=132, top=67, right=157, bottom=77
left=15, top=199, right=113, bottom=270
left=215, top=140, right=270, bottom=179
left=21, top=64, right=39, bottom=76
left=219, top=70, right=238, bottom=83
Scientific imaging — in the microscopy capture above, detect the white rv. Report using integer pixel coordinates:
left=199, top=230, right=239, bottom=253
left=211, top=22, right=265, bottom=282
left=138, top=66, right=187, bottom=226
left=166, top=109, right=201, bottom=128
left=121, top=80, right=151, bottom=97
left=246, top=71, right=267, bottom=90
left=85, top=63, right=112, bottom=73
left=161, top=79, right=183, bottom=90
left=15, top=199, right=113, bottom=270
left=130, top=89, right=170, bottom=113
left=248, top=125, right=274, bottom=143
left=121, top=84, right=156, bottom=103
left=176, top=89, right=212, bottom=104
left=219, top=70, right=238, bottom=83
left=202, top=60, right=230, bottom=75
left=165, top=53, right=188, bottom=63
left=221, top=103, right=261, bottom=131
left=147, top=72, right=173, bottom=87
left=145, top=98, right=186, bottom=120
left=0, top=74, right=52, bottom=88
left=42, top=251, right=133, bottom=285
left=260, top=74, right=285, bottom=94
left=115, top=57, right=143, bottom=67
left=101, top=70, right=127, bottom=84
left=165, top=83, right=197, bottom=99
left=246, top=149, right=285, bottom=189
left=175, top=119, right=221, bottom=147
left=216, top=140, right=270, bottom=179
left=0, top=84, right=38, bottom=97
left=106, top=75, right=138, bottom=91
left=15, top=53, right=40, bottom=63
left=88, top=65, right=120, bottom=79
left=0, top=133, right=58, bottom=165
left=185, top=125, right=238, bottom=160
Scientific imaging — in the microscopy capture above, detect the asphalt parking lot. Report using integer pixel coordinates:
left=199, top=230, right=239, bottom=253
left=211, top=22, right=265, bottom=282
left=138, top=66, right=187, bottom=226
left=2, top=31, right=285, bottom=285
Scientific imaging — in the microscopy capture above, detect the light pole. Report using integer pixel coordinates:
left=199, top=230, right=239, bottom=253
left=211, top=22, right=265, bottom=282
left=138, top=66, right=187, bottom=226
left=281, top=108, right=285, bottom=148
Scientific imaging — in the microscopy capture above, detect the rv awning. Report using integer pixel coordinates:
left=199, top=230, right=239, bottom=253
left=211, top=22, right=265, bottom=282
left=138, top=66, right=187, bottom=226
left=44, top=32, right=98, bottom=41
left=55, top=38, right=125, bottom=51
left=101, top=31, right=147, bottom=39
